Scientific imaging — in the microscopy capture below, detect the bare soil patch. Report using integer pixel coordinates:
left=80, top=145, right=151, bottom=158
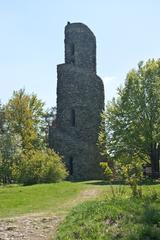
left=0, top=214, right=61, bottom=240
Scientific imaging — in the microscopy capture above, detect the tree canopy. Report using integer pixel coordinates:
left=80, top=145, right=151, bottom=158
left=0, top=89, right=67, bottom=184
left=99, top=59, right=160, bottom=178
left=5, top=89, right=46, bottom=151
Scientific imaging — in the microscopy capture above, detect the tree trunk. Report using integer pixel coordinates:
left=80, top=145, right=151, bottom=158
left=150, top=143, right=160, bottom=178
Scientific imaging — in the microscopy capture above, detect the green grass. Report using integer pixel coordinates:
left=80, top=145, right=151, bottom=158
left=0, top=181, right=100, bottom=218
left=1, top=181, right=160, bottom=240
left=55, top=184, right=160, bottom=240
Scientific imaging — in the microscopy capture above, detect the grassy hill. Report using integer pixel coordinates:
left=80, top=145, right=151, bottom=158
left=0, top=181, right=160, bottom=240
left=55, top=184, right=160, bottom=240
left=0, top=181, right=106, bottom=218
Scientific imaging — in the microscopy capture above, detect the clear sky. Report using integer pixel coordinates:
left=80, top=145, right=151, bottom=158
left=0, top=0, right=160, bottom=108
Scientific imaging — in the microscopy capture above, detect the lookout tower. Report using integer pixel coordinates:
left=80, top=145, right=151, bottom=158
left=51, top=22, right=104, bottom=180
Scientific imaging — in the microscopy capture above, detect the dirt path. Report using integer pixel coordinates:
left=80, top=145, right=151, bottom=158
left=0, top=187, right=103, bottom=240
left=0, top=215, right=61, bottom=240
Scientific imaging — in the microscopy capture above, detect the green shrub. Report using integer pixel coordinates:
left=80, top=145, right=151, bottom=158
left=55, top=193, right=160, bottom=240
left=100, top=153, right=146, bottom=197
left=13, top=149, right=68, bottom=185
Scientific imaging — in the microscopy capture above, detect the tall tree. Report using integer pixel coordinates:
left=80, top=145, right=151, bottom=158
left=0, top=132, right=22, bottom=184
left=0, top=102, right=22, bottom=183
left=0, top=102, right=5, bottom=134
left=100, top=59, right=160, bottom=178
left=5, top=89, right=46, bottom=151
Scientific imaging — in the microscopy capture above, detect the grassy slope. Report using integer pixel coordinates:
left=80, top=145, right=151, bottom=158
left=55, top=185, right=160, bottom=240
left=1, top=181, right=159, bottom=240
left=0, top=181, right=85, bottom=218
left=0, top=181, right=106, bottom=218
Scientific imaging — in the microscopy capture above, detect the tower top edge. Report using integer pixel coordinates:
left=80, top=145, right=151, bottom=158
left=65, top=22, right=96, bottom=39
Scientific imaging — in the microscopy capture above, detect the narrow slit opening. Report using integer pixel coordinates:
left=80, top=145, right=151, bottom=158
left=71, top=109, right=75, bottom=127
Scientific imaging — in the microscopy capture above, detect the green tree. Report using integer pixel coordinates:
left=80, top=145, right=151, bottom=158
left=0, top=91, right=66, bottom=185
left=5, top=89, right=46, bottom=151
left=0, top=132, right=22, bottom=184
left=44, top=107, right=57, bottom=147
left=0, top=102, right=22, bottom=183
left=99, top=59, right=160, bottom=179
left=0, top=102, right=5, bottom=134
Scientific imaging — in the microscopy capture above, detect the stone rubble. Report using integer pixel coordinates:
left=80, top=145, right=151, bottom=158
left=0, top=215, right=61, bottom=240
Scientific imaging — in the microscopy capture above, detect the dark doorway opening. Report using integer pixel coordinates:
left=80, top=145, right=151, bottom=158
left=69, top=157, right=73, bottom=175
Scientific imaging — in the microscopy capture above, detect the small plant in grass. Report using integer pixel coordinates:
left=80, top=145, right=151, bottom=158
left=100, top=161, right=126, bottom=198
left=100, top=153, right=147, bottom=197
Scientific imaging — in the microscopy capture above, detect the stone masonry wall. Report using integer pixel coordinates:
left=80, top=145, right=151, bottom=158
left=51, top=22, right=104, bottom=180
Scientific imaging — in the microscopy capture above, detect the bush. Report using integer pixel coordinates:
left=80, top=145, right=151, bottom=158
left=100, top=153, right=146, bottom=197
left=13, top=149, right=68, bottom=185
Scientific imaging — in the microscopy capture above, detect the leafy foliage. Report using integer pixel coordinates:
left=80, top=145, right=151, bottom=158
left=0, top=133, right=22, bottom=184
left=0, top=89, right=67, bottom=185
left=5, top=89, right=46, bottom=150
left=13, top=149, right=68, bottom=185
left=98, top=59, right=160, bottom=187
left=0, top=103, right=22, bottom=183
left=100, top=154, right=145, bottom=197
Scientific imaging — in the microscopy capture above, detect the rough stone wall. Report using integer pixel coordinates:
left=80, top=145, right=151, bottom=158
left=51, top=22, right=104, bottom=180
left=65, top=23, right=96, bottom=73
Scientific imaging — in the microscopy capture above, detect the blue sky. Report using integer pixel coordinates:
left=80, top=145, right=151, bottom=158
left=0, top=0, right=160, bottom=108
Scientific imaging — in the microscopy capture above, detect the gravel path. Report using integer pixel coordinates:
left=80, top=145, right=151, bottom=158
left=0, top=214, right=61, bottom=240
left=0, top=187, right=102, bottom=240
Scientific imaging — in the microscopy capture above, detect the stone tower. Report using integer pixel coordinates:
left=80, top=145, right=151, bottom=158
left=51, top=22, right=104, bottom=180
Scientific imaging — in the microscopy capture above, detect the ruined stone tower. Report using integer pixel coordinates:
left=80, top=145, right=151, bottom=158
left=51, top=22, right=104, bottom=180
